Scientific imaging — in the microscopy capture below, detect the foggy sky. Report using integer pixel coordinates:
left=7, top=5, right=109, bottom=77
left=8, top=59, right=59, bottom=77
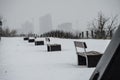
left=0, top=0, right=120, bottom=32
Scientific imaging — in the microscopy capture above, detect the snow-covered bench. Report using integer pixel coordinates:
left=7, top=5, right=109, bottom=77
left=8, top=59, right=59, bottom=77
left=74, top=41, right=102, bottom=67
left=47, top=44, right=61, bottom=51
left=23, top=37, right=29, bottom=40
left=28, top=37, right=35, bottom=43
left=35, top=38, right=44, bottom=45
left=35, top=41, right=44, bottom=45
left=45, top=37, right=61, bottom=51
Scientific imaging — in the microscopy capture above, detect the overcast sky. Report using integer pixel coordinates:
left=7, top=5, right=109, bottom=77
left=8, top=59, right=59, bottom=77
left=0, top=0, right=120, bottom=31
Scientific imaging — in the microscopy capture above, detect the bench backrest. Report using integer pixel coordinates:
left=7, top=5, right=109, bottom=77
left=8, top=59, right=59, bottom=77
left=45, top=37, right=50, bottom=42
left=74, top=41, right=88, bottom=66
left=74, top=41, right=87, bottom=49
left=74, top=41, right=88, bottom=55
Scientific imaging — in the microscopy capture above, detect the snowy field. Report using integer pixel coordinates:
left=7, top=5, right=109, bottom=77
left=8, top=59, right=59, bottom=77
left=0, top=37, right=110, bottom=80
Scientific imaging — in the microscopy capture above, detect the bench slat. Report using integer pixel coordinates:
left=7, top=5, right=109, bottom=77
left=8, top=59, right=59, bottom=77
left=74, top=41, right=87, bottom=48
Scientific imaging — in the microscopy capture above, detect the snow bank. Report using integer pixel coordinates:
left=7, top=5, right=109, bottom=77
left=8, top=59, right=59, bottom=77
left=0, top=37, right=110, bottom=80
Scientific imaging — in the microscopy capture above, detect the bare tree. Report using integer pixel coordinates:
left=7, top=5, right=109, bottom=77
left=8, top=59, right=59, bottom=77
left=88, top=12, right=119, bottom=39
left=105, top=15, right=118, bottom=38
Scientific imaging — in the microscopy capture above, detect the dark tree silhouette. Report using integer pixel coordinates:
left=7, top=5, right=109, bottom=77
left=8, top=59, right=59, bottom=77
left=88, top=12, right=119, bottom=39
left=40, top=30, right=81, bottom=39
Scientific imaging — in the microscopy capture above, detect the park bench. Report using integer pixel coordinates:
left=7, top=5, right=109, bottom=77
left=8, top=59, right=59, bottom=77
left=35, top=41, right=44, bottom=45
left=45, top=37, right=61, bottom=52
left=47, top=44, right=61, bottom=51
left=28, top=37, right=35, bottom=43
left=35, top=38, right=44, bottom=45
left=24, top=37, right=29, bottom=40
left=74, top=41, right=102, bottom=67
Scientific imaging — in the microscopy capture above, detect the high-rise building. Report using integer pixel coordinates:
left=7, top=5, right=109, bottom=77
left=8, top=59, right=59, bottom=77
left=19, top=21, right=34, bottom=34
left=58, top=22, right=72, bottom=32
left=39, top=14, right=52, bottom=34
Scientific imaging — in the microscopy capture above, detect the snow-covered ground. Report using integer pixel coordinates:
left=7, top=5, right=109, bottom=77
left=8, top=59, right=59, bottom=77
left=0, top=37, right=110, bottom=80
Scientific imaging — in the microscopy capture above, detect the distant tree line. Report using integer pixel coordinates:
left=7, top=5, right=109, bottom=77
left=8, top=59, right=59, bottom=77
left=0, top=27, right=17, bottom=37
left=39, top=29, right=113, bottom=39
left=40, top=30, right=81, bottom=39
left=0, top=16, right=17, bottom=37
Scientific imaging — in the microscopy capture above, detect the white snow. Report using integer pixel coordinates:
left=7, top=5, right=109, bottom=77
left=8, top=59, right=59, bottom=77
left=0, top=37, right=110, bottom=80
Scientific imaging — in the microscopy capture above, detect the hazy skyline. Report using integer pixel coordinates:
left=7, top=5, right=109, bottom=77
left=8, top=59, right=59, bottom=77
left=0, top=0, right=120, bottom=32
left=58, top=22, right=73, bottom=32
left=39, top=14, right=52, bottom=34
